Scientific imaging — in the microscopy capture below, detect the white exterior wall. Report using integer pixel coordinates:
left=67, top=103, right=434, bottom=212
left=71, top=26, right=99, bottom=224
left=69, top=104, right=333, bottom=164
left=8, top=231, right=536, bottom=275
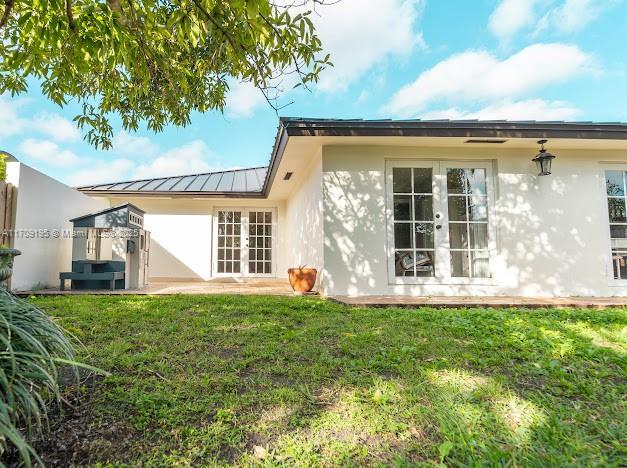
left=321, top=145, right=627, bottom=297
left=6, top=162, right=109, bottom=291
left=284, top=152, right=324, bottom=283
left=110, top=197, right=287, bottom=281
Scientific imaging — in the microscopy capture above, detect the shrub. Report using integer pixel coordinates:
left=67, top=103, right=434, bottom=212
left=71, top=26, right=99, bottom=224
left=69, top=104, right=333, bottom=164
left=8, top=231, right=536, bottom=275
left=0, top=152, right=6, bottom=181
left=0, top=289, right=81, bottom=466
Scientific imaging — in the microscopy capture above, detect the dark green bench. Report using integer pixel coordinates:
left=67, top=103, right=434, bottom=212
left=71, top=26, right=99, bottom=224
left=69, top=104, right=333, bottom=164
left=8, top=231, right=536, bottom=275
left=60, top=271, right=124, bottom=291
left=59, top=260, right=126, bottom=291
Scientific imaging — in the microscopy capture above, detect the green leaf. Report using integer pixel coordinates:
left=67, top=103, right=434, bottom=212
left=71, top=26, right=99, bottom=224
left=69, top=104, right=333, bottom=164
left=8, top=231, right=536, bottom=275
left=439, top=441, right=454, bottom=462
left=0, top=0, right=330, bottom=148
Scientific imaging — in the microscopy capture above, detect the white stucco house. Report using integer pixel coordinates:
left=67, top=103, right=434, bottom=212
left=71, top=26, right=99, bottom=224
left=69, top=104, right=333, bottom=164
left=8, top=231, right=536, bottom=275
left=6, top=118, right=627, bottom=297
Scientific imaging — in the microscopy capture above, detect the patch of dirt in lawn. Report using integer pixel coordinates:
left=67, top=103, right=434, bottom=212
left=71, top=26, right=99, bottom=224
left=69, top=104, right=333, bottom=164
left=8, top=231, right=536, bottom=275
left=217, top=346, right=241, bottom=360
left=32, top=373, right=147, bottom=467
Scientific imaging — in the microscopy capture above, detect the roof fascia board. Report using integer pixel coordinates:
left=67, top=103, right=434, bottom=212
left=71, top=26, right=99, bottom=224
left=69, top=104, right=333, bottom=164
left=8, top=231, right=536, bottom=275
left=282, top=120, right=627, bottom=140
left=262, top=120, right=290, bottom=197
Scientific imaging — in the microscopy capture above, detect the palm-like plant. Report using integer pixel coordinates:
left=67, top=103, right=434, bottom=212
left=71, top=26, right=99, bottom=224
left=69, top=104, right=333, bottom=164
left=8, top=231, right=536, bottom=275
left=0, top=289, right=96, bottom=466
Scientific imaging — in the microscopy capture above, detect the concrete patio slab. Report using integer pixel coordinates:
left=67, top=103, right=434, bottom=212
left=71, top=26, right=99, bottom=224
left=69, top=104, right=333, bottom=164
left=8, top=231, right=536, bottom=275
left=330, top=295, right=627, bottom=309
left=17, top=279, right=294, bottom=297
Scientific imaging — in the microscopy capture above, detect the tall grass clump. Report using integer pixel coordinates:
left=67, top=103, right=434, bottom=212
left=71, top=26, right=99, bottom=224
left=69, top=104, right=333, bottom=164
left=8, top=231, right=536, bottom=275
left=0, top=152, right=6, bottom=181
left=0, top=289, right=80, bottom=466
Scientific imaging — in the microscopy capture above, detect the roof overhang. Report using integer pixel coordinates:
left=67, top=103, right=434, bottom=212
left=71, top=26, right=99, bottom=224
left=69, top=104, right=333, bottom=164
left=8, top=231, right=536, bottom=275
left=77, top=118, right=627, bottom=200
left=262, top=118, right=627, bottom=197
left=278, top=119, right=627, bottom=140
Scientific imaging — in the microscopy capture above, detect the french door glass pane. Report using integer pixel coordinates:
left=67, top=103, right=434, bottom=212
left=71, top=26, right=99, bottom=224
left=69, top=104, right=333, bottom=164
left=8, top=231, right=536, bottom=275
left=467, top=170, right=487, bottom=195
left=394, top=196, right=411, bottom=220
left=414, top=251, right=435, bottom=276
left=414, top=223, right=434, bottom=249
left=610, top=225, right=627, bottom=238
left=393, top=168, right=412, bottom=192
left=449, top=223, right=468, bottom=249
left=446, top=169, right=466, bottom=194
left=469, top=196, right=488, bottom=221
left=606, top=171, right=625, bottom=196
left=414, top=195, right=433, bottom=221
left=394, top=223, right=412, bottom=249
left=469, top=224, right=489, bottom=249
left=470, top=251, right=490, bottom=277
left=413, top=168, right=432, bottom=193
left=448, top=197, right=467, bottom=221
left=450, top=251, right=469, bottom=277
left=608, top=198, right=627, bottom=222
left=392, top=167, right=435, bottom=277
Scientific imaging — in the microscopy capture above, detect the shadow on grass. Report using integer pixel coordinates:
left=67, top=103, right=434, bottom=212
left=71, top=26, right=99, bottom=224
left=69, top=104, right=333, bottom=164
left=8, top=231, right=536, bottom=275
left=30, top=295, right=626, bottom=466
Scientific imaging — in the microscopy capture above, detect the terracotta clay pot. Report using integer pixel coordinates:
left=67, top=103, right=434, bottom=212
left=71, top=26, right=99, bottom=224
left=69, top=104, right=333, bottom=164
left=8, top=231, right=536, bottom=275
left=288, top=268, right=317, bottom=294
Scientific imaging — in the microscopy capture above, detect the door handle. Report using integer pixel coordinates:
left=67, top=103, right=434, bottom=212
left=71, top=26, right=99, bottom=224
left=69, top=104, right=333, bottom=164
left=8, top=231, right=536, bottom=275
left=435, top=225, right=442, bottom=230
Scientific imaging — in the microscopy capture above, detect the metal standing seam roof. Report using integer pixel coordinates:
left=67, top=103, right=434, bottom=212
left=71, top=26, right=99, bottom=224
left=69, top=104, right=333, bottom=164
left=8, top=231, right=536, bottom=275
left=77, top=118, right=627, bottom=198
left=77, top=167, right=268, bottom=195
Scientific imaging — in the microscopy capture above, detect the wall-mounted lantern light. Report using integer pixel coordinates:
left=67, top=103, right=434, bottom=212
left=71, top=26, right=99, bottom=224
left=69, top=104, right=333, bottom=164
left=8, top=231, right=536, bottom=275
left=532, top=139, right=556, bottom=176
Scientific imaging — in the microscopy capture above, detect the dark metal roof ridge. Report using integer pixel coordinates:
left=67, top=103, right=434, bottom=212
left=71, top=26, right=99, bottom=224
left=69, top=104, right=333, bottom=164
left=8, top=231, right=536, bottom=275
left=69, top=203, right=146, bottom=222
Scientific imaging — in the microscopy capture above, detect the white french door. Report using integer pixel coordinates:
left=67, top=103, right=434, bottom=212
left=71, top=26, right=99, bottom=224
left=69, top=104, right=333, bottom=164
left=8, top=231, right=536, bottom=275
left=386, top=160, right=496, bottom=284
left=213, top=208, right=276, bottom=277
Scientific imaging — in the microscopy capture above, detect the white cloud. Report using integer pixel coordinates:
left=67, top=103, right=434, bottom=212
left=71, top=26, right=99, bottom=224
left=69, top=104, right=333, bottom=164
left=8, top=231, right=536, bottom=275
left=0, top=99, right=80, bottom=142
left=384, top=43, right=592, bottom=117
left=490, top=0, right=615, bottom=42
left=65, top=139, right=220, bottom=187
left=67, top=159, right=135, bottom=186
left=420, top=99, right=581, bottom=121
left=296, top=0, right=426, bottom=92
left=112, top=130, right=158, bottom=156
left=31, top=113, right=80, bottom=142
left=226, top=80, right=266, bottom=119
left=489, top=0, right=542, bottom=43
left=18, top=139, right=82, bottom=167
left=537, top=0, right=611, bottom=35
left=0, top=97, right=27, bottom=138
left=134, top=140, right=212, bottom=179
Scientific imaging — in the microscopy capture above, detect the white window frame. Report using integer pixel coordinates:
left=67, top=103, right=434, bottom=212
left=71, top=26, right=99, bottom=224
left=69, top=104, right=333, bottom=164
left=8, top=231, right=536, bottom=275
left=599, top=164, right=627, bottom=287
left=385, top=159, right=497, bottom=286
left=212, top=207, right=277, bottom=278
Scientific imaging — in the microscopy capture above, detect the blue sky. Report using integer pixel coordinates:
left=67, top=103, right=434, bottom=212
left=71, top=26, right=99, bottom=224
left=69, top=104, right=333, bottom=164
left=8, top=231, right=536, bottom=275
left=1, top=0, right=626, bottom=186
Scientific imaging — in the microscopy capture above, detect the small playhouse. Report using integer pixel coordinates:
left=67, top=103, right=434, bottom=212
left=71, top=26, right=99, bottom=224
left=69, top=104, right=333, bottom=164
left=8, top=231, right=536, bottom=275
left=59, top=203, right=150, bottom=290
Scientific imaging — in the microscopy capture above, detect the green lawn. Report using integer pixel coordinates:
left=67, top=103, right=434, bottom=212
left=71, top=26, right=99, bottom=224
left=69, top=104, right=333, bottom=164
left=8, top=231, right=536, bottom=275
left=30, top=295, right=626, bottom=466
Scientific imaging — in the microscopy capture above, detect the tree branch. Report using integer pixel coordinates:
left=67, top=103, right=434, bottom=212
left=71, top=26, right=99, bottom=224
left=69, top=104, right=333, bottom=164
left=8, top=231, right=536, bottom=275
left=0, top=0, right=14, bottom=30
left=107, top=0, right=129, bottom=27
left=65, top=0, right=76, bottom=30
left=190, top=0, right=245, bottom=56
